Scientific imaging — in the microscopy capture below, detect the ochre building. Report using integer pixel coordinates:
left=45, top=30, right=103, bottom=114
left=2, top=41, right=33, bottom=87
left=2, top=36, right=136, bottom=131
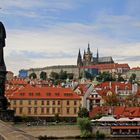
left=8, top=85, right=81, bottom=118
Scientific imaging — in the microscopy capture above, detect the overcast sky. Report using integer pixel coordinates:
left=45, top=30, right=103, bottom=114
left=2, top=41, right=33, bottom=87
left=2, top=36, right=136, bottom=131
left=0, top=0, right=140, bottom=75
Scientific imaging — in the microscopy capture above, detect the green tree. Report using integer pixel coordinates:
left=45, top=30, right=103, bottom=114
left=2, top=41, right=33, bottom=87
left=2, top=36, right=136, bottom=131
left=50, top=72, right=59, bottom=80
left=67, top=73, right=74, bottom=79
left=78, top=107, right=89, bottom=118
left=40, top=71, right=47, bottom=80
left=96, top=72, right=115, bottom=82
left=77, top=117, right=92, bottom=138
left=29, top=72, right=37, bottom=79
left=54, top=113, right=60, bottom=123
left=59, top=70, right=67, bottom=80
left=129, top=73, right=136, bottom=83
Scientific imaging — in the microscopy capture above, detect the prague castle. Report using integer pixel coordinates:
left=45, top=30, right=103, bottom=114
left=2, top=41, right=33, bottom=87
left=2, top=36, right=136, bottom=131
left=19, top=44, right=129, bottom=79
left=77, top=43, right=114, bottom=67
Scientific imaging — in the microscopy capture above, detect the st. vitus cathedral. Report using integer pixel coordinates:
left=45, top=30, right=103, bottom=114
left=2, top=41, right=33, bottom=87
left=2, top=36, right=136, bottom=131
left=77, top=43, right=114, bottom=67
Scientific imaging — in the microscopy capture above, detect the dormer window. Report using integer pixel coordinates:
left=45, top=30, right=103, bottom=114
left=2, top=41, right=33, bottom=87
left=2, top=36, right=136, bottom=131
left=55, top=93, right=59, bottom=96
left=20, top=93, right=25, bottom=96
left=35, top=92, right=40, bottom=96
left=29, top=92, right=33, bottom=96
left=46, top=92, right=51, bottom=96
left=64, top=93, right=73, bottom=96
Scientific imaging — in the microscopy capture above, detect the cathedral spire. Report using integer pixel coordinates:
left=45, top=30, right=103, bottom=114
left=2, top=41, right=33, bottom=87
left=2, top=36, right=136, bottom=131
left=97, top=48, right=99, bottom=59
left=83, top=49, right=86, bottom=60
left=87, top=43, right=90, bottom=53
left=77, top=49, right=82, bottom=66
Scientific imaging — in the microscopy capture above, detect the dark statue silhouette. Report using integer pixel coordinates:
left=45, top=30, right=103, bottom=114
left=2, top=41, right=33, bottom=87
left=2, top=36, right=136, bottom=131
left=0, top=21, right=8, bottom=110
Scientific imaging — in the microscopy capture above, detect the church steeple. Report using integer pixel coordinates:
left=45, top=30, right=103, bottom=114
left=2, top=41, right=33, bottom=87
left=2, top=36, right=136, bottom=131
left=87, top=43, right=90, bottom=53
left=83, top=50, right=86, bottom=60
left=97, top=48, right=99, bottom=59
left=77, top=49, right=83, bottom=66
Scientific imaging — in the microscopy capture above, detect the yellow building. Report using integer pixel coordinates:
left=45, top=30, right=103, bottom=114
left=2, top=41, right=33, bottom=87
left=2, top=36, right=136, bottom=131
left=8, top=85, right=81, bottom=118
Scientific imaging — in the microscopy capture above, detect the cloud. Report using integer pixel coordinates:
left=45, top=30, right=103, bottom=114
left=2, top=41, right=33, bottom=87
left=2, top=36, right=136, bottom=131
left=1, top=1, right=140, bottom=75
left=0, top=0, right=76, bottom=10
left=4, top=20, right=140, bottom=75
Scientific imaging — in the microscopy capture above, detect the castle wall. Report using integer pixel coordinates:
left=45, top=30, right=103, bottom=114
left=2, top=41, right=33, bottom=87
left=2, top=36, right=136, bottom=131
left=27, top=65, right=79, bottom=79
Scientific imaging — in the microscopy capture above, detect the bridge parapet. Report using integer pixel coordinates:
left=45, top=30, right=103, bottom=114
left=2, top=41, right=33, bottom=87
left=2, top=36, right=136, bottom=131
left=0, top=121, right=37, bottom=140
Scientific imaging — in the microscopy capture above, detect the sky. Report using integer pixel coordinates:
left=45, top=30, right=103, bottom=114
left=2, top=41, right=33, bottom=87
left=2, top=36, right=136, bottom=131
left=0, top=0, right=140, bottom=75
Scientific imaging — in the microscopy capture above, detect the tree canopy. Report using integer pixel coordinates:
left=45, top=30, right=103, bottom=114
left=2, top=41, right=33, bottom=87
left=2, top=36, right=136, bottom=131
left=29, top=72, right=37, bottom=79
left=78, top=107, right=89, bottom=118
left=40, top=71, right=47, bottom=80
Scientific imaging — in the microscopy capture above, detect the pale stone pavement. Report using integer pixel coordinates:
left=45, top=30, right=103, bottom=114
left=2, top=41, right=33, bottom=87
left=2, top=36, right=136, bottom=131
left=18, top=125, right=81, bottom=138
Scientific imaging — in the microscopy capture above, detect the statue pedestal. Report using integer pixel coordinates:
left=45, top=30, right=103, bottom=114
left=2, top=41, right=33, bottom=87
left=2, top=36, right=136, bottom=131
left=0, top=69, right=15, bottom=121
left=0, top=69, right=8, bottom=110
left=0, top=110, right=15, bottom=121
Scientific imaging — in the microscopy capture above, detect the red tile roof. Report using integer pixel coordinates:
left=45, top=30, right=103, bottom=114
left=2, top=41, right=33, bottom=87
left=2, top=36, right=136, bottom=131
left=113, top=106, right=125, bottom=116
left=80, top=63, right=130, bottom=70
left=76, top=84, right=89, bottom=95
left=131, top=67, right=140, bottom=70
left=9, top=84, right=80, bottom=100
left=7, top=78, right=27, bottom=85
left=89, top=106, right=140, bottom=118
left=96, top=81, right=132, bottom=92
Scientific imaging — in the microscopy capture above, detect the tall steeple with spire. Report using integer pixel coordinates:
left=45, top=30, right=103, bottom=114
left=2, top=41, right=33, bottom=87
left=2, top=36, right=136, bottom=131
left=96, top=48, right=99, bottom=63
left=87, top=43, right=90, bottom=54
left=77, top=49, right=83, bottom=67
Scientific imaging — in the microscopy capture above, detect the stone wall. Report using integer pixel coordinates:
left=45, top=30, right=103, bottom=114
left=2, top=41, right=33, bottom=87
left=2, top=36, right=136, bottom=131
left=92, top=126, right=111, bottom=137
left=0, top=121, right=37, bottom=140
left=27, top=65, right=79, bottom=79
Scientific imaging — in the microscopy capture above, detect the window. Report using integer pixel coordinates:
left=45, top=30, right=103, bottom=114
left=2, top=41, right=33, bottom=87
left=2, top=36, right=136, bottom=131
left=41, top=100, right=44, bottom=105
left=74, top=101, right=77, bottom=105
left=67, top=108, right=70, bottom=114
left=64, top=93, right=73, bottom=96
left=41, top=108, right=44, bottom=114
left=19, top=107, right=23, bottom=114
left=34, top=100, right=37, bottom=105
left=52, top=101, right=55, bottom=105
left=35, top=92, right=40, bottom=96
left=19, top=100, right=23, bottom=105
left=28, top=100, right=31, bottom=105
left=52, top=108, right=55, bottom=114
left=20, top=93, right=25, bottom=96
left=29, top=92, right=33, bottom=96
left=47, top=100, right=49, bottom=105
left=28, top=107, right=31, bottom=114
left=58, top=108, right=60, bottom=113
left=74, top=108, right=77, bottom=114
left=55, top=93, right=59, bottom=96
left=67, top=101, right=69, bottom=106
left=58, top=100, right=60, bottom=105
left=34, top=107, right=37, bottom=114
left=13, top=100, right=16, bottom=105
left=46, top=92, right=51, bottom=96
left=46, top=108, right=49, bottom=114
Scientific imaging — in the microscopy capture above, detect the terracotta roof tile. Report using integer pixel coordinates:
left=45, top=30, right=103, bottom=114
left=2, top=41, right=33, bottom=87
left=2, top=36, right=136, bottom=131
left=9, top=84, right=80, bottom=100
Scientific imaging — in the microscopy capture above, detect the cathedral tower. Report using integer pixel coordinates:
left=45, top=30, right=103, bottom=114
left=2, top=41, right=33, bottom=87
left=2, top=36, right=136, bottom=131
left=77, top=49, right=83, bottom=67
left=83, top=43, right=93, bottom=66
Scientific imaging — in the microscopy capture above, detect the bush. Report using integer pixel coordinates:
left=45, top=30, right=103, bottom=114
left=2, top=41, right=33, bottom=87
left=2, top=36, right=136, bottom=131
left=77, top=117, right=92, bottom=138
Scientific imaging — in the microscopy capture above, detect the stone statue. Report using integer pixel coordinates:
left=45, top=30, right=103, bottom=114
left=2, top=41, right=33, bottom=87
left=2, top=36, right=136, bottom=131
left=0, top=21, right=6, bottom=70
left=0, top=21, right=7, bottom=110
left=0, top=21, right=14, bottom=121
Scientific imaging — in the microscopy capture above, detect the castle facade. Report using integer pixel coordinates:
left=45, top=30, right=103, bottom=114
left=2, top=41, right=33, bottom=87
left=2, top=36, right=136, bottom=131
left=77, top=43, right=114, bottom=67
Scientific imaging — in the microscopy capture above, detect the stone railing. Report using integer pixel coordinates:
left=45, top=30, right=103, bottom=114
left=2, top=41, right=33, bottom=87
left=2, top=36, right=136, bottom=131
left=0, top=121, right=37, bottom=140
